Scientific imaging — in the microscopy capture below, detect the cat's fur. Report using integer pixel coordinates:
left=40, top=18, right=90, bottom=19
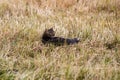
left=42, top=28, right=80, bottom=46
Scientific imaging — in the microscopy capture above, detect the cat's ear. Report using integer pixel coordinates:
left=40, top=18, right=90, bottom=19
left=45, top=28, right=48, bottom=31
left=49, top=28, right=54, bottom=31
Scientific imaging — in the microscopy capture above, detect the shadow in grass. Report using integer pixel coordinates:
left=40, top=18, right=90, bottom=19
left=0, top=70, right=15, bottom=80
left=76, top=69, right=88, bottom=80
left=105, top=37, right=120, bottom=50
left=65, top=67, right=87, bottom=80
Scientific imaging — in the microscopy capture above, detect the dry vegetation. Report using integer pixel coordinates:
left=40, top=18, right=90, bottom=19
left=0, top=0, right=120, bottom=80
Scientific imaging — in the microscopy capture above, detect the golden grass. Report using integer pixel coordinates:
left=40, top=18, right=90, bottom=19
left=0, top=0, right=120, bottom=80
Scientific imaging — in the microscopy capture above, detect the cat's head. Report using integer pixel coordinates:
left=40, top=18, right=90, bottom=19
left=44, top=28, right=55, bottom=37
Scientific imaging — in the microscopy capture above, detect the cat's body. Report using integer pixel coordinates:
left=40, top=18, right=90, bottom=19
left=42, top=28, right=80, bottom=46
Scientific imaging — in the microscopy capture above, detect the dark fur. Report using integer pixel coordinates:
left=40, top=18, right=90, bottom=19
left=42, top=28, right=80, bottom=46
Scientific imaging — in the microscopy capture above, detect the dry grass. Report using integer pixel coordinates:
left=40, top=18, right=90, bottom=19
left=0, top=0, right=120, bottom=80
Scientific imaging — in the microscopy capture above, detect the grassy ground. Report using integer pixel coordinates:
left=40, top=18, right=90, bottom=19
left=0, top=0, right=120, bottom=80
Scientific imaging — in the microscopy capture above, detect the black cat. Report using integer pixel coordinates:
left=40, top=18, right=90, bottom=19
left=42, top=28, right=80, bottom=46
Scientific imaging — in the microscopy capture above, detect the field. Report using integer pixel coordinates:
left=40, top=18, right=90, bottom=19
left=0, top=0, right=120, bottom=80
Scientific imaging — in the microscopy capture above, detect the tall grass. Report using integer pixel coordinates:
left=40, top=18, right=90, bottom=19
left=0, top=0, right=120, bottom=80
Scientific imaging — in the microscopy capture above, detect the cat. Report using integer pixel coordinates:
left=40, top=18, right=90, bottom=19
left=42, top=28, right=80, bottom=46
